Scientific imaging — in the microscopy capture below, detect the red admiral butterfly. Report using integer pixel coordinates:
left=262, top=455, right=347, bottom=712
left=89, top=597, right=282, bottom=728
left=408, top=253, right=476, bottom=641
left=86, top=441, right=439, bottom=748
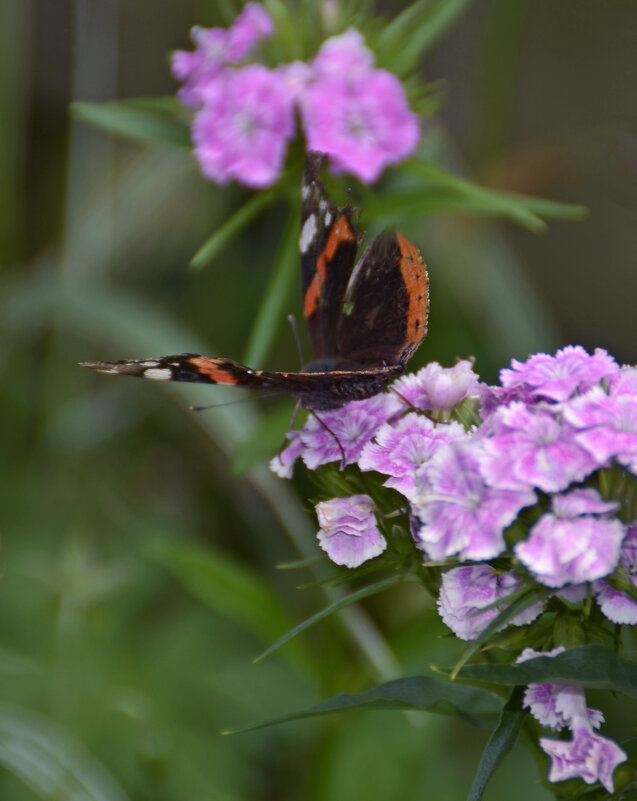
left=81, top=153, right=429, bottom=411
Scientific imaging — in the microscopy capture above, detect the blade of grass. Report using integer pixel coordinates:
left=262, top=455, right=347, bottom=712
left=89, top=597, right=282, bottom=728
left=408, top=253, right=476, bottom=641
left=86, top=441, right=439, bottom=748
left=254, top=574, right=413, bottom=663
left=190, top=189, right=278, bottom=270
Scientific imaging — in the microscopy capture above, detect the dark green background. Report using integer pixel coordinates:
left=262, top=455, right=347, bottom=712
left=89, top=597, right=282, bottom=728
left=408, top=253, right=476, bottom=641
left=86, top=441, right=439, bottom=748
left=1, top=1, right=636, bottom=799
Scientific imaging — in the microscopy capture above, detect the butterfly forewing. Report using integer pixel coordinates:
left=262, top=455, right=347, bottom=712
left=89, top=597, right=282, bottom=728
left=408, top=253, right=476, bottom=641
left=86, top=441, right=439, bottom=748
left=300, top=153, right=360, bottom=361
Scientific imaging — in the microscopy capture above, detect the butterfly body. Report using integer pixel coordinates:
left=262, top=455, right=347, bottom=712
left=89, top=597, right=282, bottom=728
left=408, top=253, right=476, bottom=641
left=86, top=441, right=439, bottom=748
left=81, top=153, right=429, bottom=410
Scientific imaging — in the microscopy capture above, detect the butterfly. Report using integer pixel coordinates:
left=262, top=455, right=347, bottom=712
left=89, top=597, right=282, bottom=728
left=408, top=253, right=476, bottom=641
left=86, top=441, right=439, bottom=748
left=81, top=152, right=429, bottom=411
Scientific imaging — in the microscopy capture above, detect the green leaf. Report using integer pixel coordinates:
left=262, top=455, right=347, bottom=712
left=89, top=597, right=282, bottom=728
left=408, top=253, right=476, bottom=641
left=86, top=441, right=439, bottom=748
left=189, top=189, right=278, bottom=270
left=242, top=202, right=301, bottom=367
left=254, top=574, right=413, bottom=663
left=145, top=537, right=293, bottom=646
left=451, top=589, right=545, bottom=678
left=0, top=703, right=130, bottom=801
left=224, top=673, right=501, bottom=734
left=71, top=98, right=190, bottom=149
left=377, top=0, right=473, bottom=78
left=447, top=644, right=637, bottom=698
left=411, top=160, right=587, bottom=231
left=467, top=687, right=527, bottom=801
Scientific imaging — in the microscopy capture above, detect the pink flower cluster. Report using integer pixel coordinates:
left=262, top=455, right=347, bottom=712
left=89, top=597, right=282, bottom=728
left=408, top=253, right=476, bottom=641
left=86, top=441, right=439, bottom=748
left=269, top=345, right=637, bottom=792
left=172, top=6, right=420, bottom=186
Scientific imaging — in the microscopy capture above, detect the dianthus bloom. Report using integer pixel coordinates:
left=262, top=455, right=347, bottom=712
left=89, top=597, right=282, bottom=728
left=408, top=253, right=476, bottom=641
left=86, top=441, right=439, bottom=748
left=315, top=495, right=386, bottom=568
left=391, top=360, right=479, bottom=417
left=358, top=414, right=466, bottom=500
left=173, top=11, right=420, bottom=186
left=518, top=649, right=626, bottom=792
left=172, top=3, right=274, bottom=108
left=499, top=346, right=618, bottom=402
left=515, top=489, right=624, bottom=588
left=300, top=30, right=420, bottom=182
left=479, top=402, right=597, bottom=493
left=192, top=66, right=295, bottom=188
left=594, top=523, right=637, bottom=624
left=414, top=440, right=536, bottom=560
left=438, top=566, right=542, bottom=640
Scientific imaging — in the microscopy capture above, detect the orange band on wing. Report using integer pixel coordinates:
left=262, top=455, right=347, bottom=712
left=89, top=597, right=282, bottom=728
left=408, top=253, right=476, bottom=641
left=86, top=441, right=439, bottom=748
left=397, top=233, right=429, bottom=351
left=303, top=216, right=355, bottom=318
left=188, top=356, right=241, bottom=384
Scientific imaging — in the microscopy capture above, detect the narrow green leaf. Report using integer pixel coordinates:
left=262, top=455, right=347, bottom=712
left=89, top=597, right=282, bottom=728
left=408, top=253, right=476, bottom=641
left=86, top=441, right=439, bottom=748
left=190, top=190, right=277, bottom=270
left=467, top=687, right=526, bottom=801
left=0, top=704, right=130, bottom=801
left=407, top=160, right=586, bottom=231
left=71, top=98, right=190, bottom=149
left=448, top=645, right=637, bottom=698
left=224, top=674, right=501, bottom=734
left=242, top=202, right=300, bottom=367
left=254, top=574, right=412, bottom=663
left=145, top=538, right=293, bottom=645
left=378, top=0, right=473, bottom=77
left=451, top=589, right=545, bottom=678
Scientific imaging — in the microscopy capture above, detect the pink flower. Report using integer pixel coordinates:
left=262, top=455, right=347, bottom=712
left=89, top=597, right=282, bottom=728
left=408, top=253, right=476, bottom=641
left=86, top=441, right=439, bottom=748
left=300, top=30, right=419, bottom=183
left=316, top=495, right=386, bottom=568
left=269, top=431, right=304, bottom=479
left=172, top=4, right=274, bottom=108
left=391, top=360, right=479, bottom=417
left=225, top=2, right=274, bottom=62
left=479, top=402, right=597, bottom=493
left=563, top=387, right=637, bottom=471
left=414, top=440, right=536, bottom=561
left=437, top=566, right=542, bottom=641
left=312, top=28, right=374, bottom=78
left=277, top=393, right=402, bottom=473
left=515, top=489, right=624, bottom=588
left=358, top=414, right=466, bottom=500
left=541, top=727, right=626, bottom=793
left=500, top=346, right=618, bottom=403
left=192, top=66, right=295, bottom=188
left=519, top=648, right=626, bottom=792
left=594, top=523, right=637, bottom=624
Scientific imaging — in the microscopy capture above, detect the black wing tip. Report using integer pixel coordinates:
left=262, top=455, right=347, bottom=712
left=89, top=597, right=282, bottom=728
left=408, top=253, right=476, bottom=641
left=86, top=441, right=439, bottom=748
left=304, top=151, right=327, bottom=180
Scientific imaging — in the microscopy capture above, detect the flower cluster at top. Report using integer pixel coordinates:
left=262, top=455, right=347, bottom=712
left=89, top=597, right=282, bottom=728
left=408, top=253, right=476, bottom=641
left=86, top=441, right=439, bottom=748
left=271, top=345, right=637, bottom=791
left=172, top=4, right=420, bottom=187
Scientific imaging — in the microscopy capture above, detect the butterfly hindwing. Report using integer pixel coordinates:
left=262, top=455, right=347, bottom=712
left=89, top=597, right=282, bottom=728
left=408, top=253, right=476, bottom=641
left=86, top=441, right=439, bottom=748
left=333, top=231, right=429, bottom=367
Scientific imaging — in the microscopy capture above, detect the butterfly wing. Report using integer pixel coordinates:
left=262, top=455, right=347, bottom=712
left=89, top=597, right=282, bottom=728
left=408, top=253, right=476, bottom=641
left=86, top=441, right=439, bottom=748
left=300, top=153, right=362, bottom=361
left=80, top=354, right=272, bottom=388
left=333, top=231, right=429, bottom=368
left=80, top=353, right=400, bottom=410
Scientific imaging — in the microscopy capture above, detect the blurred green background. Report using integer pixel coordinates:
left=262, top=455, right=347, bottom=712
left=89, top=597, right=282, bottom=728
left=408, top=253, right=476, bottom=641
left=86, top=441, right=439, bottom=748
left=1, top=1, right=636, bottom=799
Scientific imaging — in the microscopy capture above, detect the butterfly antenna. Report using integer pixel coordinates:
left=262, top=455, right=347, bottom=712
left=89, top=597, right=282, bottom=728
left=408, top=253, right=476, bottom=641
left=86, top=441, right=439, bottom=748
left=287, top=315, right=305, bottom=369
left=310, top=410, right=346, bottom=468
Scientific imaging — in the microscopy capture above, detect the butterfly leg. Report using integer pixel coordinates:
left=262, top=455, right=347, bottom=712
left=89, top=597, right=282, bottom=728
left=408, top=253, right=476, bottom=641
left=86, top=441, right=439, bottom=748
left=309, top=410, right=346, bottom=468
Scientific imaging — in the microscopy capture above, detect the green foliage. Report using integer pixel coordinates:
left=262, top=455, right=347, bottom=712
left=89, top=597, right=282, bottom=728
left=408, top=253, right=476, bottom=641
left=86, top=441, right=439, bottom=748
left=225, top=672, right=502, bottom=733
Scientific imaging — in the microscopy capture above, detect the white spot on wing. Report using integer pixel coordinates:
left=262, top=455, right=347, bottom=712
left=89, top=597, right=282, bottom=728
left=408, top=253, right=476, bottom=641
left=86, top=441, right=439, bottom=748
left=144, top=368, right=173, bottom=381
left=299, top=214, right=317, bottom=254
left=139, top=360, right=159, bottom=367
left=301, top=184, right=310, bottom=200
left=324, top=211, right=332, bottom=227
